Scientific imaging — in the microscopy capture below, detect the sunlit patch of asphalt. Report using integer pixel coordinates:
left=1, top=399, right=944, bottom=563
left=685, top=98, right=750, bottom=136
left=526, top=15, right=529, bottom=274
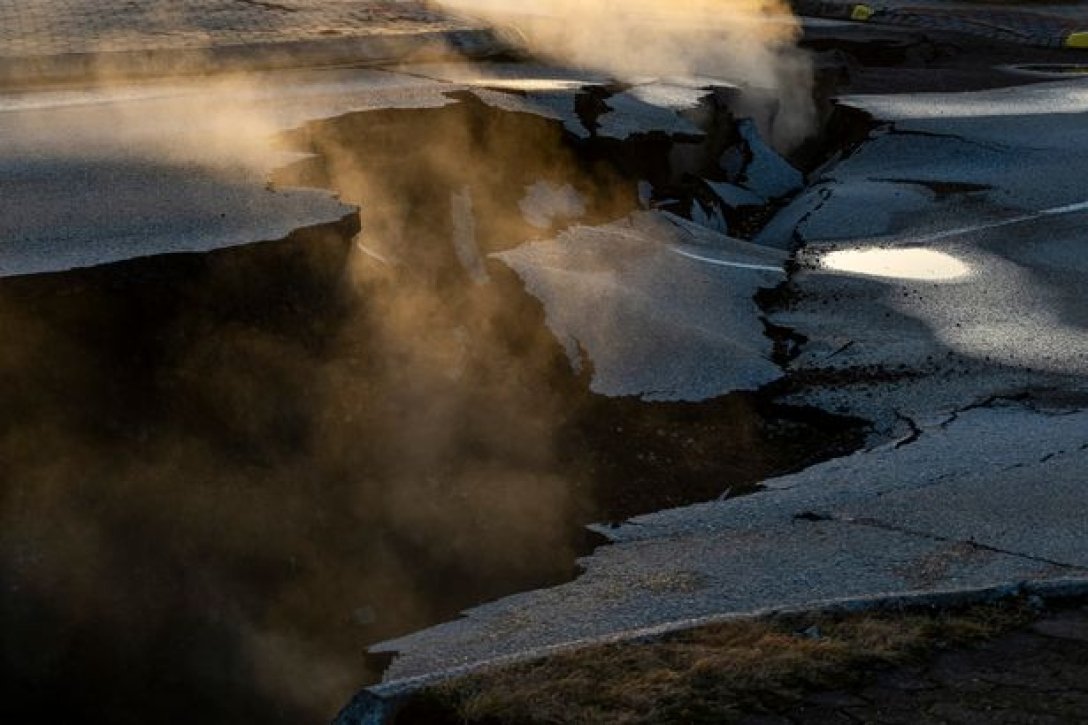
left=808, top=198, right=1088, bottom=282
left=819, top=248, right=971, bottom=282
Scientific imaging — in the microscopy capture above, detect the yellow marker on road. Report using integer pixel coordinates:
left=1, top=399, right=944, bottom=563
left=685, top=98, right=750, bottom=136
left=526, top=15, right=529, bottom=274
left=1065, top=31, right=1088, bottom=49
left=851, top=4, right=874, bottom=21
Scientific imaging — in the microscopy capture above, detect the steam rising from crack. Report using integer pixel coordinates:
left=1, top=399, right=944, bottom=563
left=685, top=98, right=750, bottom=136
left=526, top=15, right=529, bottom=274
left=434, top=0, right=816, bottom=148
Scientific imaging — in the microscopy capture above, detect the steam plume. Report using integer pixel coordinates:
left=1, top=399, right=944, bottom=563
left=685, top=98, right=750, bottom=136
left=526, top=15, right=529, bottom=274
left=433, top=0, right=816, bottom=148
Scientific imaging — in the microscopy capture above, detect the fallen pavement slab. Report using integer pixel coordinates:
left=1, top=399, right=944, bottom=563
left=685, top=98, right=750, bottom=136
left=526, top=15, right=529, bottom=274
left=496, top=212, right=787, bottom=401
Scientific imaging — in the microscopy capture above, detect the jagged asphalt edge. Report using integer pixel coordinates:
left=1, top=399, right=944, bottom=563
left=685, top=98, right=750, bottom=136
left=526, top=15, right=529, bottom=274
left=337, top=577, right=1088, bottom=724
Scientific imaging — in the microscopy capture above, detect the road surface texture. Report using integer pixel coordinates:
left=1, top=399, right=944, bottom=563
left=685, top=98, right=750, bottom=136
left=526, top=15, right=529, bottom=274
left=794, top=0, right=1088, bottom=48
left=0, top=69, right=447, bottom=275
left=0, top=1, right=496, bottom=86
left=0, top=1, right=457, bottom=57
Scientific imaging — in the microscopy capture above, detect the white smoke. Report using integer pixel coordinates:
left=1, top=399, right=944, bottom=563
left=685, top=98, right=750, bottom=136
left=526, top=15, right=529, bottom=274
left=435, top=0, right=816, bottom=149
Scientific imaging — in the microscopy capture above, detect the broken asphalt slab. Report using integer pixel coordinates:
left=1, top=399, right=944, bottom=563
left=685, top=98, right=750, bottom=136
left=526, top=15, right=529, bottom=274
left=0, top=68, right=469, bottom=277
left=496, top=212, right=787, bottom=401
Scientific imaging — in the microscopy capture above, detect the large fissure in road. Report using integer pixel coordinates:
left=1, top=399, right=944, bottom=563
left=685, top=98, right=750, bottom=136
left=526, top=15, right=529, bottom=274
left=1, top=83, right=866, bottom=725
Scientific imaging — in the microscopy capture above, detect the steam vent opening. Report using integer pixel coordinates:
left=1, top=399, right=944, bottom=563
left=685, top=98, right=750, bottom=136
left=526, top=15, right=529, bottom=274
left=1, top=67, right=869, bottom=724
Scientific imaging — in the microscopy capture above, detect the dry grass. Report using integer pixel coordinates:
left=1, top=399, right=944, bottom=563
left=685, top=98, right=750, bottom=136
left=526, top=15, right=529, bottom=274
left=398, top=602, right=1035, bottom=724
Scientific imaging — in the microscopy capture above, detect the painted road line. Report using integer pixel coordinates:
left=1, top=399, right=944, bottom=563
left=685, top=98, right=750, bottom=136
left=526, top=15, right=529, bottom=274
left=1066, top=31, right=1088, bottom=49
left=851, top=4, right=874, bottom=22
left=795, top=0, right=1088, bottom=50
left=805, top=199, right=1088, bottom=250
left=907, top=199, right=1088, bottom=245
left=669, top=246, right=785, bottom=274
left=1040, top=199, right=1088, bottom=216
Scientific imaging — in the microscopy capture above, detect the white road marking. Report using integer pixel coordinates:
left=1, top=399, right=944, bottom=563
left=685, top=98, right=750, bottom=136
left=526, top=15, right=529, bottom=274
left=922, top=199, right=1088, bottom=243
left=668, top=246, right=785, bottom=274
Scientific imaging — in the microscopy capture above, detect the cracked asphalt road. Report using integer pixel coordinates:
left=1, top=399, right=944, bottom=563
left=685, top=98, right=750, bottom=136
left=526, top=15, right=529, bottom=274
left=768, top=79, right=1088, bottom=437
left=369, top=53, right=1088, bottom=692
left=3, top=2, right=1088, bottom=719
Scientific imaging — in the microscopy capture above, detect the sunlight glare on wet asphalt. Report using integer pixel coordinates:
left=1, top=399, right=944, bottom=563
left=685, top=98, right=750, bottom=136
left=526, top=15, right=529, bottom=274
left=820, top=247, right=971, bottom=282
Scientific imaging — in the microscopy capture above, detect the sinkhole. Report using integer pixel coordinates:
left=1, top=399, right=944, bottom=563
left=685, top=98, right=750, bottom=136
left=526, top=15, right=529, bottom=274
left=0, top=77, right=868, bottom=725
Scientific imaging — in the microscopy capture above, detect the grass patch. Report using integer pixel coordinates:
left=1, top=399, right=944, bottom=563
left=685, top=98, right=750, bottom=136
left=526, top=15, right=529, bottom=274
left=394, top=601, right=1036, bottom=724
